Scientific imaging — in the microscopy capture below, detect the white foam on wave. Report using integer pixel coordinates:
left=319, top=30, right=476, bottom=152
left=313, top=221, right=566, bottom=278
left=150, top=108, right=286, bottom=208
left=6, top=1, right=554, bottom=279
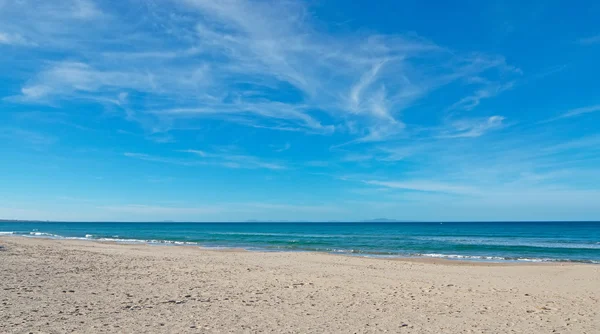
left=420, top=253, right=506, bottom=261
left=331, top=249, right=353, bottom=254
left=514, top=258, right=545, bottom=262
left=95, top=237, right=199, bottom=246
left=29, top=232, right=60, bottom=237
left=0, top=231, right=14, bottom=235
left=15, top=230, right=200, bottom=246
left=416, top=253, right=586, bottom=263
left=414, top=236, right=600, bottom=249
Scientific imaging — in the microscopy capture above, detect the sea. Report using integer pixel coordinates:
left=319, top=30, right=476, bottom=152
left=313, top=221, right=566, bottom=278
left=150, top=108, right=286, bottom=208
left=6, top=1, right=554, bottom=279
left=1, top=221, right=599, bottom=263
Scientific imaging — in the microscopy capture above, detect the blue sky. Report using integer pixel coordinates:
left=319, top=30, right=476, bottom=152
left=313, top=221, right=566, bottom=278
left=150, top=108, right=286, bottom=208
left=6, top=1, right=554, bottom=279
left=1, top=0, right=599, bottom=222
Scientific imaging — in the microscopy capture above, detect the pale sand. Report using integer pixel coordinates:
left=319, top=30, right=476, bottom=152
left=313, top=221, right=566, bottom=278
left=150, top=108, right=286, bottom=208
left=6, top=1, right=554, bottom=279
left=1, top=237, right=599, bottom=333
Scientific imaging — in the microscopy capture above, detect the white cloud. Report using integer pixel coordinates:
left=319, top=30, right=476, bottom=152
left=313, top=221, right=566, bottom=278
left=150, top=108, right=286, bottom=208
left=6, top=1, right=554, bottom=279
left=561, top=104, right=600, bottom=118
left=180, top=149, right=207, bottom=157
left=0, top=32, right=36, bottom=46
left=123, top=152, right=193, bottom=166
left=126, top=149, right=286, bottom=170
left=181, top=149, right=286, bottom=170
left=439, top=116, right=506, bottom=138
left=364, top=180, right=480, bottom=195
left=348, top=60, right=394, bottom=121
left=337, top=131, right=600, bottom=212
left=271, top=142, right=291, bottom=153
left=448, top=82, right=514, bottom=111
left=156, top=102, right=332, bottom=134
left=71, top=0, right=104, bottom=19
left=7, top=61, right=206, bottom=103
left=543, top=104, right=600, bottom=123
left=0, top=0, right=106, bottom=49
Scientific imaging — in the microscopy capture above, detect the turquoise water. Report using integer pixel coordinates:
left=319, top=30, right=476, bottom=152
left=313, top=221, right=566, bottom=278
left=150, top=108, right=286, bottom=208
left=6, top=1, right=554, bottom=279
left=1, top=221, right=599, bottom=263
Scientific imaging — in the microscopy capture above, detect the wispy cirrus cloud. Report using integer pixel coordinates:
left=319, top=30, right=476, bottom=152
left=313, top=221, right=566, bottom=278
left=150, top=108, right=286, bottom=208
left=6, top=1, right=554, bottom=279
left=543, top=104, right=600, bottom=123
left=438, top=116, right=506, bottom=138
left=6, top=62, right=157, bottom=103
left=2, top=0, right=519, bottom=142
left=271, top=142, right=291, bottom=153
left=447, top=82, right=515, bottom=111
left=0, top=0, right=105, bottom=49
left=559, top=104, right=600, bottom=118
left=125, top=148, right=286, bottom=170
left=123, top=152, right=193, bottom=166
left=345, top=131, right=600, bottom=204
left=181, top=148, right=286, bottom=170
left=0, top=31, right=36, bottom=46
left=364, top=180, right=480, bottom=196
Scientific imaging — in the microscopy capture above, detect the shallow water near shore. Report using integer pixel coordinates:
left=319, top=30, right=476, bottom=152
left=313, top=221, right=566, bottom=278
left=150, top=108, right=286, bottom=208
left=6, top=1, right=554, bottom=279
left=1, top=221, right=599, bottom=263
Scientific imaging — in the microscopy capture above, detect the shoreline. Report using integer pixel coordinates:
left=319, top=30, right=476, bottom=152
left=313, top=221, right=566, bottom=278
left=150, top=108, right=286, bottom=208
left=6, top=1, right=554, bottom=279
left=1, top=235, right=592, bottom=266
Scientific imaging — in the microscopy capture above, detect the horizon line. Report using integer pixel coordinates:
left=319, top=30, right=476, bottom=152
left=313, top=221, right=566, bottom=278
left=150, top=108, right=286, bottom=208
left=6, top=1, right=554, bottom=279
left=2, top=219, right=599, bottom=224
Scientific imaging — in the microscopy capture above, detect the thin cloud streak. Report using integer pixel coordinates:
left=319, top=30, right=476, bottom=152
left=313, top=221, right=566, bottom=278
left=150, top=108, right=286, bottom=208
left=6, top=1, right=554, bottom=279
left=447, top=82, right=515, bottom=111
left=364, top=180, right=480, bottom=196
left=561, top=104, right=600, bottom=118
left=126, top=150, right=286, bottom=170
left=272, top=142, right=291, bottom=153
left=438, top=116, right=506, bottom=138
left=543, top=104, right=600, bottom=123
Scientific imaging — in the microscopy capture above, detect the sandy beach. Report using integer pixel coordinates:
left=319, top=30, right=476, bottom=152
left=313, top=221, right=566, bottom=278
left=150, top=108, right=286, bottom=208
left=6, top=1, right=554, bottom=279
left=1, top=237, right=598, bottom=333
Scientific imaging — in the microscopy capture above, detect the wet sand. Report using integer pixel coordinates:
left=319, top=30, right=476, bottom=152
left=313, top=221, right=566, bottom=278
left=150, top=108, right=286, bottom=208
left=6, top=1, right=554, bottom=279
left=1, top=236, right=598, bottom=333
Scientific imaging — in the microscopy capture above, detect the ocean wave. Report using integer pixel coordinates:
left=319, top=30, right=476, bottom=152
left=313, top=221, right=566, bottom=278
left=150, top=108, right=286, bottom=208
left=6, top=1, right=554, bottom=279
left=95, top=237, right=199, bottom=246
left=20, top=231, right=199, bottom=246
left=330, top=248, right=362, bottom=254
left=0, top=231, right=14, bottom=235
left=413, top=236, right=600, bottom=249
left=29, top=232, right=61, bottom=237
left=419, top=253, right=508, bottom=261
left=416, top=253, right=598, bottom=264
left=206, top=231, right=352, bottom=238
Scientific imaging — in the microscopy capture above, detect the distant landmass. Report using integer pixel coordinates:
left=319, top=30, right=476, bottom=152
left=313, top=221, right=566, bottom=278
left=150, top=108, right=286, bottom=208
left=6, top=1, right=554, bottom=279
left=244, top=220, right=293, bottom=223
left=242, top=219, right=408, bottom=223
left=361, top=218, right=403, bottom=223
left=0, top=219, right=46, bottom=222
